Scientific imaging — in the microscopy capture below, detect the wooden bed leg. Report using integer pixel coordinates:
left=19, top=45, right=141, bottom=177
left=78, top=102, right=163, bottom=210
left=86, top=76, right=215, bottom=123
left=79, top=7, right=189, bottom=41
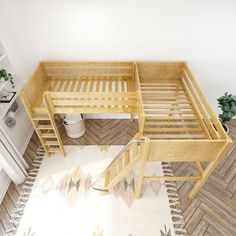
left=189, top=142, right=233, bottom=200
left=135, top=139, right=150, bottom=198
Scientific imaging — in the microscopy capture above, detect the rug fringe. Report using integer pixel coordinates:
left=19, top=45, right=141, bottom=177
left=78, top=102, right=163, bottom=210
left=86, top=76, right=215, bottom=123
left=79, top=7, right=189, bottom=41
left=162, top=162, right=188, bottom=236
left=5, top=146, right=44, bottom=236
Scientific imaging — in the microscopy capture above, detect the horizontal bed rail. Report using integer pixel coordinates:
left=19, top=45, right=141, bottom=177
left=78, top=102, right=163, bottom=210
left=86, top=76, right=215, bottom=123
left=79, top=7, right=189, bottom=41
left=44, top=91, right=138, bottom=114
left=42, top=61, right=134, bottom=77
left=181, top=65, right=228, bottom=140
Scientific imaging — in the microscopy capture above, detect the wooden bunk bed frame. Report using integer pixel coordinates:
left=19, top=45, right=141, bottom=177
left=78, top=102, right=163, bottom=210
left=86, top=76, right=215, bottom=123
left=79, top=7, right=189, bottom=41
left=20, top=61, right=233, bottom=200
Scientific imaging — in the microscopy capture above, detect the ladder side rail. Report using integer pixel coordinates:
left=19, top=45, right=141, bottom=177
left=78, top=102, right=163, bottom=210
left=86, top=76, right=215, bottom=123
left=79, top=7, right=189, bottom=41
left=43, top=92, right=66, bottom=156
left=134, top=63, right=145, bottom=134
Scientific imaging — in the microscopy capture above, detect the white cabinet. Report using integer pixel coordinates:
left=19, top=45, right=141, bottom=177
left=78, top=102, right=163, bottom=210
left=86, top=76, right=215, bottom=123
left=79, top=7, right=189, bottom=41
left=0, top=40, right=32, bottom=200
left=0, top=98, right=33, bottom=154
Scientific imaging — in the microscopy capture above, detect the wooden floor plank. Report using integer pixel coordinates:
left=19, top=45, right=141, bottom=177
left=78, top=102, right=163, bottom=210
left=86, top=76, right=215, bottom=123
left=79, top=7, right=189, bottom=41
left=191, top=219, right=208, bottom=236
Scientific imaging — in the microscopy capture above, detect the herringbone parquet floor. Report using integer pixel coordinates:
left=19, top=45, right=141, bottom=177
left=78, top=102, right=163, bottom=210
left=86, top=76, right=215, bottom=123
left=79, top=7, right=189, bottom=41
left=172, top=121, right=236, bottom=236
left=0, top=119, right=235, bottom=236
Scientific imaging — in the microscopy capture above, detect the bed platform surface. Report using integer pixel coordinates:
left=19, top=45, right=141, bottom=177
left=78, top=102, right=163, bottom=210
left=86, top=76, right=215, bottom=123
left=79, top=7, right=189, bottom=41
left=20, top=61, right=233, bottom=200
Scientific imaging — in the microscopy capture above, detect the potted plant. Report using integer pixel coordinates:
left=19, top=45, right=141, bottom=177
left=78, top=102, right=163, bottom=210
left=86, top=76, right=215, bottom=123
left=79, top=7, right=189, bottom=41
left=217, top=92, right=236, bottom=133
left=0, top=69, right=15, bottom=88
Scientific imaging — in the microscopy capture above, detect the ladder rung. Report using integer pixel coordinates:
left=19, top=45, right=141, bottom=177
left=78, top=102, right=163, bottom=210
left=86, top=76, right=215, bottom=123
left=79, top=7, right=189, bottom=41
left=48, top=148, right=62, bottom=152
left=32, top=116, right=50, bottom=121
left=37, top=125, right=54, bottom=130
left=41, top=133, right=56, bottom=138
left=45, top=141, right=59, bottom=145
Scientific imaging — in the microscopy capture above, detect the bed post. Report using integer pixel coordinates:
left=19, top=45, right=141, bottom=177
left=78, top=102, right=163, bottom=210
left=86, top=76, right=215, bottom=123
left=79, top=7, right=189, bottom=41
left=135, top=139, right=150, bottom=198
left=188, top=140, right=233, bottom=200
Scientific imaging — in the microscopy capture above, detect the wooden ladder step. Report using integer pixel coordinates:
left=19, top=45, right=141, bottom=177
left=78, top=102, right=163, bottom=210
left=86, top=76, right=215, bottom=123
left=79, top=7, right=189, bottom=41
left=32, top=116, right=50, bottom=121
left=48, top=148, right=62, bottom=153
left=45, top=140, right=59, bottom=145
left=41, top=133, right=56, bottom=138
left=37, top=125, right=54, bottom=130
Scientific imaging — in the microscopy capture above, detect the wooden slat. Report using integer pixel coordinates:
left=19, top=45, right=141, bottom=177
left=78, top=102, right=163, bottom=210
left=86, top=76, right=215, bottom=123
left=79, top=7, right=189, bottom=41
left=76, top=79, right=82, bottom=92
left=89, top=79, right=95, bottom=92
left=143, top=105, right=192, bottom=109
left=145, top=116, right=197, bottom=120
left=54, top=106, right=137, bottom=114
left=144, top=176, right=201, bottom=181
left=121, top=80, right=125, bottom=92
left=144, top=110, right=194, bottom=114
left=108, top=80, right=112, bottom=92
left=115, top=80, right=119, bottom=92
left=32, top=116, right=50, bottom=121
left=53, top=99, right=137, bottom=106
left=141, top=87, right=183, bottom=91
left=50, top=79, right=60, bottom=91
left=96, top=80, right=100, bottom=92
left=45, top=140, right=59, bottom=145
left=142, top=97, right=189, bottom=101
left=140, top=82, right=178, bottom=86
left=48, top=148, right=62, bottom=152
left=45, top=68, right=133, bottom=76
left=124, top=150, right=130, bottom=166
left=50, top=92, right=137, bottom=99
left=145, top=121, right=199, bottom=126
left=70, top=80, right=76, bottom=92
left=43, top=61, right=133, bottom=67
left=141, top=91, right=185, bottom=95
left=143, top=101, right=191, bottom=104
left=63, top=80, right=70, bottom=92
left=41, top=133, right=56, bottom=138
left=37, top=125, right=54, bottom=130
left=144, top=127, right=202, bottom=132
left=83, top=80, right=88, bottom=92
left=102, top=80, right=106, bottom=92
left=147, top=134, right=206, bottom=139
left=57, top=80, right=65, bottom=92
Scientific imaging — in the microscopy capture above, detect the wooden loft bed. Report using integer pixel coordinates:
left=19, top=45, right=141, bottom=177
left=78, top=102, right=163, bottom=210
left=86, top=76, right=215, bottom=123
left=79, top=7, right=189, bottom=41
left=20, top=61, right=233, bottom=200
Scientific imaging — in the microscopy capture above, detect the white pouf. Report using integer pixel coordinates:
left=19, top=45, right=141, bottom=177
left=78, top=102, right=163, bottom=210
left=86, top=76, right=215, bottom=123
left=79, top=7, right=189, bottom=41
left=63, top=114, right=85, bottom=138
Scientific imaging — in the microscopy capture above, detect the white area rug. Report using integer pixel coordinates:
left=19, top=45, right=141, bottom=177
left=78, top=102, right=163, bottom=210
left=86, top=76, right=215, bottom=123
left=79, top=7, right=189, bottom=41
left=8, top=146, right=186, bottom=236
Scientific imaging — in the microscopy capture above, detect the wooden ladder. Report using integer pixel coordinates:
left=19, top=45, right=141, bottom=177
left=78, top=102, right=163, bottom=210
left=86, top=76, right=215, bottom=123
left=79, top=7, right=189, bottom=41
left=32, top=114, right=65, bottom=156
left=93, top=134, right=148, bottom=194
left=20, top=92, right=66, bottom=156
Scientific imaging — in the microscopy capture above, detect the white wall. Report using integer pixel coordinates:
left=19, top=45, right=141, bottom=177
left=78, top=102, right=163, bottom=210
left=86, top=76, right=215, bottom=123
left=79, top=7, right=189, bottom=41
left=0, top=0, right=236, bottom=113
